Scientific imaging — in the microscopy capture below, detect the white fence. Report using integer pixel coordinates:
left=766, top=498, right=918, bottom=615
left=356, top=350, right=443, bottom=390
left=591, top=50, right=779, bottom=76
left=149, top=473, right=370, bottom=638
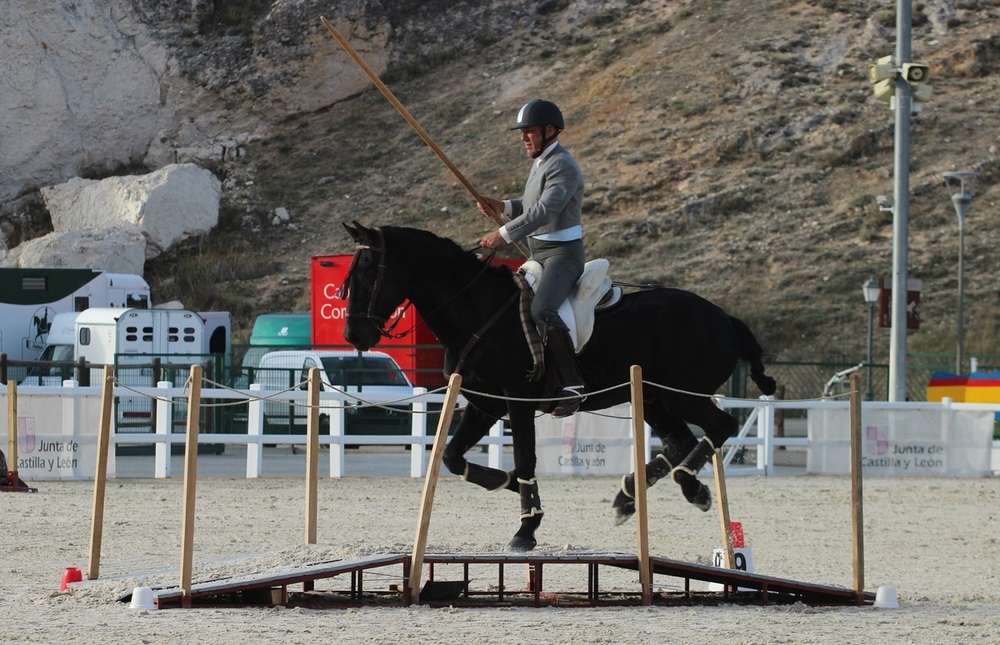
left=3, top=380, right=998, bottom=480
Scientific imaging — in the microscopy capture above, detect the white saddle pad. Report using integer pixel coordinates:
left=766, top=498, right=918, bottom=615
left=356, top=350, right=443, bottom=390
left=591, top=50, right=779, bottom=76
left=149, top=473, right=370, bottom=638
left=518, top=259, right=612, bottom=352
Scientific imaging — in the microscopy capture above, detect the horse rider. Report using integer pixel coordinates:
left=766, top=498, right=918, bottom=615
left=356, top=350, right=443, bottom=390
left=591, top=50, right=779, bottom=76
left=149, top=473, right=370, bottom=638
left=477, top=99, right=587, bottom=418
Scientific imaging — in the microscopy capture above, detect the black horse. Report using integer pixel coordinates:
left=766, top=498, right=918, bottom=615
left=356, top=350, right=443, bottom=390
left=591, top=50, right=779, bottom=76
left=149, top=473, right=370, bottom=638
left=340, top=223, right=777, bottom=551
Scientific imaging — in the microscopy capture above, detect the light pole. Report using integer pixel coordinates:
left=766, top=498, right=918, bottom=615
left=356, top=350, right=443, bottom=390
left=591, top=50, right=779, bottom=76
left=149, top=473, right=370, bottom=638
left=942, top=171, right=979, bottom=375
left=862, top=278, right=881, bottom=400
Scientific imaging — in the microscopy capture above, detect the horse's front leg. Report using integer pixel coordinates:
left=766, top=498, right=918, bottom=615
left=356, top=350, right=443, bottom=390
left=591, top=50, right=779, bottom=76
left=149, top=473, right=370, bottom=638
left=506, top=402, right=542, bottom=552
left=442, top=401, right=517, bottom=492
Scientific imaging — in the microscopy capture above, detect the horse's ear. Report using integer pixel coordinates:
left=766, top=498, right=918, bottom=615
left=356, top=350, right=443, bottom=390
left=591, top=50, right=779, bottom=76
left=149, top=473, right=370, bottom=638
left=342, top=221, right=362, bottom=243
left=352, top=221, right=379, bottom=244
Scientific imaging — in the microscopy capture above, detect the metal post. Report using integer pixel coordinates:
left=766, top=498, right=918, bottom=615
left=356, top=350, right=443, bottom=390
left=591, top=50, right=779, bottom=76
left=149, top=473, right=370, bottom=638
left=956, top=221, right=965, bottom=374
left=866, top=301, right=875, bottom=400
left=943, top=171, right=978, bottom=376
left=888, top=0, right=913, bottom=402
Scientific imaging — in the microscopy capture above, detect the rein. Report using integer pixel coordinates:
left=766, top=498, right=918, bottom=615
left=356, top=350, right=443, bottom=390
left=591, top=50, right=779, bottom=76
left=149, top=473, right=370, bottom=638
left=451, top=282, right=521, bottom=376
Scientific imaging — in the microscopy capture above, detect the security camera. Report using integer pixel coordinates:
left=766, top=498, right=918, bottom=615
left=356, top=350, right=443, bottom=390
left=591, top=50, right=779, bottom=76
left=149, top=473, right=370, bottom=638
left=901, top=63, right=929, bottom=84
left=872, top=78, right=895, bottom=102
left=868, top=55, right=896, bottom=83
left=876, top=195, right=892, bottom=210
left=912, top=83, right=933, bottom=103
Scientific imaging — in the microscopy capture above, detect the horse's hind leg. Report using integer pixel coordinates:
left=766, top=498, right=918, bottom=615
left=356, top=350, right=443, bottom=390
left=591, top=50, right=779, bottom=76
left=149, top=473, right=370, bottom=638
left=612, top=453, right=673, bottom=525
left=670, top=399, right=739, bottom=511
left=612, top=404, right=702, bottom=523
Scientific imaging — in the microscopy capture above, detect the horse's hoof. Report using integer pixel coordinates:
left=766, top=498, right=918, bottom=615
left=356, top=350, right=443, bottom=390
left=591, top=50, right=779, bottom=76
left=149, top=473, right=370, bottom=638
left=684, top=481, right=712, bottom=511
left=674, top=469, right=712, bottom=512
left=506, top=535, right=537, bottom=552
left=692, top=490, right=711, bottom=511
left=611, top=490, right=635, bottom=526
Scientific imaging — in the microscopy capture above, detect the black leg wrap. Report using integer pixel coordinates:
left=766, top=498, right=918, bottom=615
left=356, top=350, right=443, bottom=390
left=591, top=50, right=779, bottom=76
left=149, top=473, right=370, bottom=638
left=671, top=438, right=715, bottom=512
left=673, top=437, right=716, bottom=480
left=612, top=454, right=673, bottom=526
left=462, top=462, right=512, bottom=492
left=507, top=478, right=543, bottom=551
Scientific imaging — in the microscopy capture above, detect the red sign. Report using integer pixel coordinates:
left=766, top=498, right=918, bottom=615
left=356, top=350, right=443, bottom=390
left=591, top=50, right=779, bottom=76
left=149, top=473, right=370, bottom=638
left=877, top=277, right=921, bottom=330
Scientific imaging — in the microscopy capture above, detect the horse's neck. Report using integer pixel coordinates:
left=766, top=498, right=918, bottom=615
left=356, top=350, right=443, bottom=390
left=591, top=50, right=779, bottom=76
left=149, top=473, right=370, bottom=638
left=409, top=267, right=513, bottom=351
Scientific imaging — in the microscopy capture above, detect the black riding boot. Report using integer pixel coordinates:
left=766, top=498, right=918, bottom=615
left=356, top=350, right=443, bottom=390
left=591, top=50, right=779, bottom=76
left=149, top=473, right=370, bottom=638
left=545, top=326, right=586, bottom=418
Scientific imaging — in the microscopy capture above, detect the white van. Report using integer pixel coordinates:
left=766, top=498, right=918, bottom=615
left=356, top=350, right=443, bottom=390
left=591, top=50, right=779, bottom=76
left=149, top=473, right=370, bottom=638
left=254, top=350, right=414, bottom=435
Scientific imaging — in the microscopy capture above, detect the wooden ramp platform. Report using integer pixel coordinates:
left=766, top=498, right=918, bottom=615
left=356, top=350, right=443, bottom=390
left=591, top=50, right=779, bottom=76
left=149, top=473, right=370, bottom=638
left=138, top=552, right=874, bottom=609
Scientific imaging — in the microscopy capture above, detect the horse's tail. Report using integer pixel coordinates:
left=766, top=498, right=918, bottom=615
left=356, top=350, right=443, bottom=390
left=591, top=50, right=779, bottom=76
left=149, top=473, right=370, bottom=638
left=730, top=315, right=777, bottom=396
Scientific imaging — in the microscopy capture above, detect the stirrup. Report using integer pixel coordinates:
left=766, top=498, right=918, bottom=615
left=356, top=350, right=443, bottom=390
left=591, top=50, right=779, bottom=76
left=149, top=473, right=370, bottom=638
left=551, top=385, right=586, bottom=418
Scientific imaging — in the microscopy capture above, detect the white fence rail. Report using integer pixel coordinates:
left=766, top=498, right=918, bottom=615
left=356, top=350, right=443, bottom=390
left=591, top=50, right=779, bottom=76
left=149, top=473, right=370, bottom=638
left=3, top=381, right=998, bottom=480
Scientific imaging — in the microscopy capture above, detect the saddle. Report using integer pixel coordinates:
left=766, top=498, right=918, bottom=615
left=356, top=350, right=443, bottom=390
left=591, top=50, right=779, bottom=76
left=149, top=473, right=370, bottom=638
left=518, top=258, right=622, bottom=352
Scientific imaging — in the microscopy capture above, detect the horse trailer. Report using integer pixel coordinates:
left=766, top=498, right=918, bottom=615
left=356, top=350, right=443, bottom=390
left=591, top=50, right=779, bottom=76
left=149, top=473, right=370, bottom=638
left=0, top=268, right=150, bottom=380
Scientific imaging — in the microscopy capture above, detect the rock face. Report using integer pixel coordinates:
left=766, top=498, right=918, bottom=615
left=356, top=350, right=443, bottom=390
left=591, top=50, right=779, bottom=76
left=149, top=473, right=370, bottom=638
left=0, top=0, right=394, bottom=204
left=42, top=164, right=222, bottom=257
left=2, top=164, right=220, bottom=273
left=0, top=0, right=167, bottom=204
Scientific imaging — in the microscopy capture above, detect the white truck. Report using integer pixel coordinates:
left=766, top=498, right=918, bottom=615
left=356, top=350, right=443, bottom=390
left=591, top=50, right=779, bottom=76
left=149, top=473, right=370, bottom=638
left=254, top=349, right=413, bottom=436
left=0, top=268, right=150, bottom=380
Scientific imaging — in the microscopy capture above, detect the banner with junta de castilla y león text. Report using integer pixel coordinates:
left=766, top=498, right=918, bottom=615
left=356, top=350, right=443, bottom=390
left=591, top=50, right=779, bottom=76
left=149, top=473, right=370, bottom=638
left=1, top=390, right=114, bottom=481
left=535, top=403, right=634, bottom=476
left=807, top=407, right=992, bottom=476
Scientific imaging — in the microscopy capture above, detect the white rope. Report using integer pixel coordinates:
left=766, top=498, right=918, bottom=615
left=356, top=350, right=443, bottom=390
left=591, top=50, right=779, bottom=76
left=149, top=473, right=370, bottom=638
left=110, top=376, right=456, bottom=415
left=109, top=374, right=853, bottom=416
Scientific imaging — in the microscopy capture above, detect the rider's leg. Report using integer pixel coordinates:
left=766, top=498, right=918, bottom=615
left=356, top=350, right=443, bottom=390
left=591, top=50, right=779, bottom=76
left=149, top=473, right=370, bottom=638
left=530, top=241, right=585, bottom=418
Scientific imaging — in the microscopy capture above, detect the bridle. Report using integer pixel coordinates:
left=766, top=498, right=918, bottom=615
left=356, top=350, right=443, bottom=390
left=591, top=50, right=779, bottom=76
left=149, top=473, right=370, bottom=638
left=336, top=228, right=412, bottom=339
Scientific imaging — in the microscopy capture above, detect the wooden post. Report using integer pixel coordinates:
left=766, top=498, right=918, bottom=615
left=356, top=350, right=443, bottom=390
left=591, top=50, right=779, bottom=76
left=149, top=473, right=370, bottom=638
left=629, top=366, right=652, bottom=605
left=850, top=372, right=865, bottom=600
left=179, top=364, right=203, bottom=607
left=409, top=373, right=462, bottom=604
left=86, top=366, right=114, bottom=580
left=713, top=450, right=735, bottom=571
left=6, top=380, right=16, bottom=484
left=305, top=368, right=320, bottom=545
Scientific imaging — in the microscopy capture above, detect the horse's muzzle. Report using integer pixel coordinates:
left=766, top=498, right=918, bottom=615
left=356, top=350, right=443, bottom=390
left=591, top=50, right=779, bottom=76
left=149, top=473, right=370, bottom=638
left=344, top=319, right=380, bottom=351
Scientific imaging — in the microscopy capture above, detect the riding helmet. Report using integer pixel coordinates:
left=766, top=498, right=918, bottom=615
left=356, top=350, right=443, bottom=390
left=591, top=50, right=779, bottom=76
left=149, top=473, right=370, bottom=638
left=510, top=99, right=564, bottom=131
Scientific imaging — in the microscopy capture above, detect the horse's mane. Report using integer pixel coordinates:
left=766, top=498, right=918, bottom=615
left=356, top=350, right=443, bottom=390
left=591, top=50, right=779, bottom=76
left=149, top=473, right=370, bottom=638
left=381, top=226, right=514, bottom=279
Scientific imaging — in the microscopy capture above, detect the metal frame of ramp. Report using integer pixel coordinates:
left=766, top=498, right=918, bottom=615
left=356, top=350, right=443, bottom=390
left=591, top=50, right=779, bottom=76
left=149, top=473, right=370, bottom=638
left=140, top=552, right=874, bottom=609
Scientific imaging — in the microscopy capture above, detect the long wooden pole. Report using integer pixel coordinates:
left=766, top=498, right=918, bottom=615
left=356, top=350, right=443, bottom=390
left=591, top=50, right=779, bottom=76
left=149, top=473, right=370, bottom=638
left=713, top=451, right=735, bottom=571
left=319, top=16, right=529, bottom=259
left=305, top=367, right=320, bottom=546
left=6, top=380, right=16, bottom=483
